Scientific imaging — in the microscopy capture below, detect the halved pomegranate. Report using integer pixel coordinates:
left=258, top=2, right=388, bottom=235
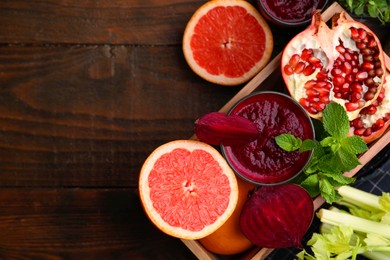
left=350, top=74, right=390, bottom=144
left=281, top=11, right=386, bottom=121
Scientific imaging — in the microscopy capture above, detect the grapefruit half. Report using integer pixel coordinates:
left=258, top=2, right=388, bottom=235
left=139, top=140, right=239, bottom=240
left=183, top=0, right=273, bottom=86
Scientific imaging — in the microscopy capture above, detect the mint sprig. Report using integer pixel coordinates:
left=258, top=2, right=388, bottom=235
left=275, top=103, right=368, bottom=203
left=338, top=0, right=390, bottom=24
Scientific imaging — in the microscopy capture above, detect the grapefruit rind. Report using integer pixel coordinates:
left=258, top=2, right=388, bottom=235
left=183, top=0, right=273, bottom=86
left=139, top=140, right=239, bottom=240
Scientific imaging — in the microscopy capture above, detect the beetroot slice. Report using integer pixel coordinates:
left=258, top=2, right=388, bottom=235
left=239, top=183, right=314, bottom=248
left=194, top=112, right=259, bottom=146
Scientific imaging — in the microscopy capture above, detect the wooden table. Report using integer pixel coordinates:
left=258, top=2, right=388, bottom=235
left=0, top=1, right=389, bottom=259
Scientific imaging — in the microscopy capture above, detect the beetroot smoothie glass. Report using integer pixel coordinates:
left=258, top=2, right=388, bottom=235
left=221, top=91, right=314, bottom=185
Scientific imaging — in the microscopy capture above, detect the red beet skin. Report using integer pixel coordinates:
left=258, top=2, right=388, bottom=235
left=239, top=183, right=314, bottom=248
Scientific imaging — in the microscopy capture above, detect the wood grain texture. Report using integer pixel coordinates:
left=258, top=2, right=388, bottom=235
left=0, top=44, right=239, bottom=187
left=0, top=0, right=204, bottom=45
left=0, top=188, right=197, bottom=259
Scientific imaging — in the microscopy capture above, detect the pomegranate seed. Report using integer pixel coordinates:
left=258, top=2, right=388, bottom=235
left=344, top=52, right=353, bottom=61
left=377, top=91, right=385, bottom=103
left=356, top=71, right=368, bottom=80
left=331, top=68, right=342, bottom=76
left=304, top=80, right=316, bottom=89
left=335, top=92, right=342, bottom=98
left=362, top=61, right=374, bottom=71
left=372, top=119, right=385, bottom=131
left=345, top=102, right=360, bottom=111
left=351, top=92, right=362, bottom=102
left=316, top=71, right=328, bottom=80
left=341, top=62, right=352, bottom=74
left=303, top=65, right=316, bottom=76
left=308, top=96, right=320, bottom=103
left=351, top=82, right=363, bottom=93
left=356, top=42, right=366, bottom=49
left=364, top=78, right=375, bottom=87
left=368, top=38, right=377, bottom=48
left=295, top=62, right=306, bottom=73
left=341, top=83, right=350, bottom=93
left=308, top=56, right=321, bottom=66
left=312, top=102, right=326, bottom=112
left=360, top=105, right=376, bottom=115
left=350, top=27, right=359, bottom=39
left=361, top=48, right=372, bottom=55
left=289, top=54, right=300, bottom=68
left=358, top=28, right=367, bottom=40
left=368, top=69, right=376, bottom=77
left=316, top=87, right=330, bottom=97
left=363, top=55, right=374, bottom=62
left=333, top=75, right=345, bottom=87
left=320, top=95, right=330, bottom=103
left=284, top=65, right=294, bottom=75
left=336, top=45, right=345, bottom=53
left=384, top=113, right=390, bottom=122
left=376, top=68, right=384, bottom=77
left=299, top=98, right=310, bottom=108
left=354, top=128, right=366, bottom=136
left=346, top=74, right=355, bottom=83
left=337, top=54, right=345, bottom=62
left=306, top=88, right=319, bottom=96
left=352, top=118, right=364, bottom=128
left=301, top=49, right=313, bottom=61
left=306, top=106, right=318, bottom=114
left=364, top=91, right=375, bottom=101
left=364, top=127, right=372, bottom=137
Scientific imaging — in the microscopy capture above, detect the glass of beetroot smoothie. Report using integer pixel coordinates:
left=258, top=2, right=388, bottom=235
left=257, top=0, right=328, bottom=27
left=221, top=91, right=314, bottom=185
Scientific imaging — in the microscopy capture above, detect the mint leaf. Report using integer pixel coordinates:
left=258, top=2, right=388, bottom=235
left=320, top=172, right=355, bottom=187
left=340, top=135, right=368, bottom=155
left=320, top=136, right=338, bottom=148
left=300, top=139, right=316, bottom=152
left=319, top=178, right=340, bottom=203
left=322, top=103, right=349, bottom=139
left=300, top=174, right=320, bottom=197
left=275, top=133, right=302, bottom=152
left=336, top=146, right=362, bottom=172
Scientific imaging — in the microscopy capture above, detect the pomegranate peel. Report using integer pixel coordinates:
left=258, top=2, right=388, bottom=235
left=282, top=11, right=386, bottom=121
left=194, top=112, right=259, bottom=146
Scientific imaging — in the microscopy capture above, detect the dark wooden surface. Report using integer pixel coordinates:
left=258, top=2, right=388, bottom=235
left=0, top=0, right=389, bottom=259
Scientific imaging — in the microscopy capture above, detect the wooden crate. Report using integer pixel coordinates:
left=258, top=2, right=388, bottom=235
left=182, top=2, right=390, bottom=259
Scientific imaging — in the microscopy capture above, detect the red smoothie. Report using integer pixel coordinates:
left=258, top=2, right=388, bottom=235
left=257, top=0, right=326, bottom=26
left=221, top=92, right=314, bottom=185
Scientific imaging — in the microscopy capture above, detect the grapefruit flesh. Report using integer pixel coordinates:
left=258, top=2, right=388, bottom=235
left=139, top=140, right=238, bottom=240
left=183, top=0, right=273, bottom=86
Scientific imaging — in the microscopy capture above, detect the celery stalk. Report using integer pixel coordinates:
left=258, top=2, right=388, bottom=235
left=362, top=251, right=390, bottom=260
left=317, top=209, right=390, bottom=239
left=337, top=186, right=382, bottom=211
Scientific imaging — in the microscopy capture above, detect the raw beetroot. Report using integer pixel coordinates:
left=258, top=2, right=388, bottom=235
left=194, top=112, right=259, bottom=146
left=239, top=183, right=314, bottom=248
